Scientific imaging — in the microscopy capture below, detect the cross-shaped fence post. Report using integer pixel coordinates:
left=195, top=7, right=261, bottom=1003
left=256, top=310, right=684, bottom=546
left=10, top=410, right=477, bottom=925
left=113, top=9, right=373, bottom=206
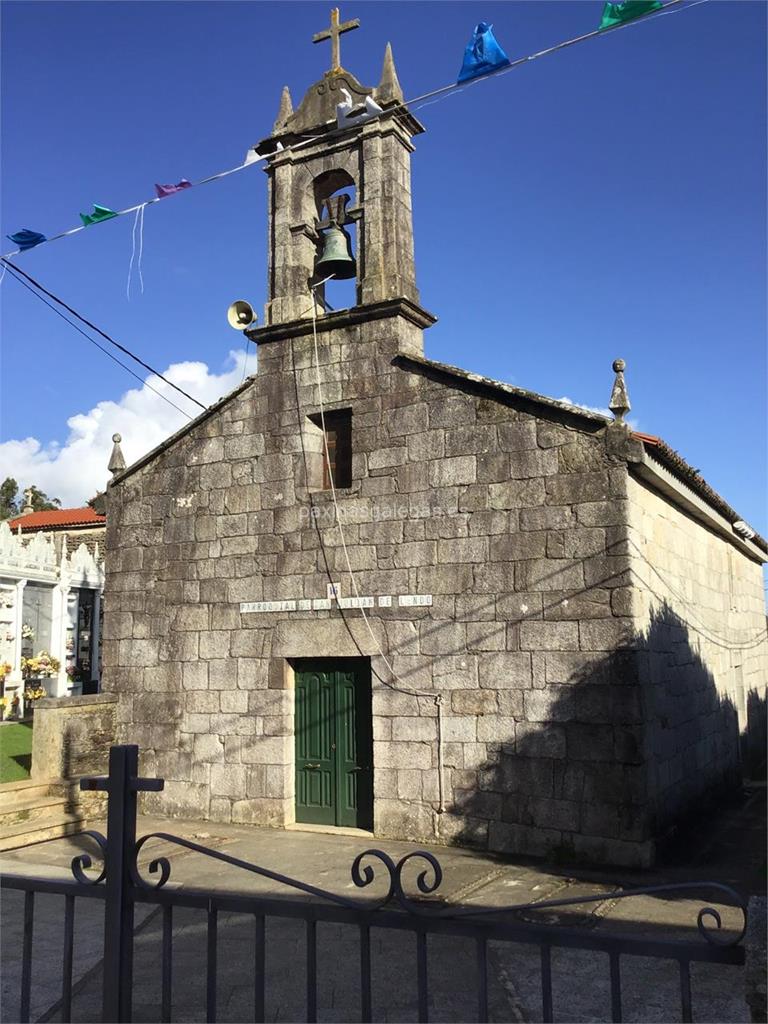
left=81, top=745, right=164, bottom=1023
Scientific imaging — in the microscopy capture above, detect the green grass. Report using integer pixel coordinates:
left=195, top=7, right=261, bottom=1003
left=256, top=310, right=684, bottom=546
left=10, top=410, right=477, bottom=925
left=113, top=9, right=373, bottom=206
left=0, top=722, right=33, bottom=784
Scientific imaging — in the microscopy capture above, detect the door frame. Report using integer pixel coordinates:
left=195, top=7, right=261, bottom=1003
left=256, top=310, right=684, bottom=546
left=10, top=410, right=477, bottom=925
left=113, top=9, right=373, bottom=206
left=290, top=657, right=373, bottom=831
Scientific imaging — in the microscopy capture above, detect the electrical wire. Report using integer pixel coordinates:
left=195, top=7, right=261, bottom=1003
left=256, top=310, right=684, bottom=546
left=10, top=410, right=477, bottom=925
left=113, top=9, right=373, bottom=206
left=0, top=257, right=207, bottom=411
left=240, top=338, right=254, bottom=383
left=626, top=539, right=768, bottom=650
left=2, top=262, right=195, bottom=420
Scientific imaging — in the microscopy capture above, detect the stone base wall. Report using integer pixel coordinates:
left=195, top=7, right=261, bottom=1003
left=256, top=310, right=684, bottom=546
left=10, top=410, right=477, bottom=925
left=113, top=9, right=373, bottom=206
left=31, top=693, right=116, bottom=816
left=32, top=693, right=118, bottom=781
left=627, top=471, right=768, bottom=831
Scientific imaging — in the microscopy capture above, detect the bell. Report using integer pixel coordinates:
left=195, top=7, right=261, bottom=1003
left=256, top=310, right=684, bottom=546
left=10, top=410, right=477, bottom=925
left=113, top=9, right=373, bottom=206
left=315, top=225, right=356, bottom=280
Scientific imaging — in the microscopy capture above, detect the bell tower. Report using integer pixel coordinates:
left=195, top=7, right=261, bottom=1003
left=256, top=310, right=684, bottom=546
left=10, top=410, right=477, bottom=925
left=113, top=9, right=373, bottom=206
left=249, top=8, right=436, bottom=352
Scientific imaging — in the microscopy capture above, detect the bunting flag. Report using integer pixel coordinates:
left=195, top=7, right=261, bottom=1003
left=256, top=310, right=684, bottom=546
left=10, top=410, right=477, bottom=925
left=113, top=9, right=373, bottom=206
left=458, top=22, right=511, bottom=83
left=0, top=0, right=702, bottom=264
left=599, top=1, right=663, bottom=31
left=154, top=179, right=192, bottom=198
left=6, top=229, right=47, bottom=250
left=80, top=204, right=118, bottom=226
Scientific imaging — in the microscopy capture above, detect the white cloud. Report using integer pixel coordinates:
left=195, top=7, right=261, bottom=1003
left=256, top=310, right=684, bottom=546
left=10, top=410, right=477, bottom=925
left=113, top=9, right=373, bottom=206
left=556, top=396, right=611, bottom=418
left=0, top=349, right=251, bottom=506
left=557, top=397, right=639, bottom=430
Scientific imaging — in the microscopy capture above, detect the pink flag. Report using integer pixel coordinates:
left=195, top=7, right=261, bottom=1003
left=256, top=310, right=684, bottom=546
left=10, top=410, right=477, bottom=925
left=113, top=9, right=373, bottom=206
left=154, top=179, right=192, bottom=198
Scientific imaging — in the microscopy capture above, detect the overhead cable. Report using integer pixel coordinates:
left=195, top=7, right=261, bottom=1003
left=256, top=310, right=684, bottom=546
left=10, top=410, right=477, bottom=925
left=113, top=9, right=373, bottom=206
left=2, top=262, right=196, bottom=421
left=307, top=281, right=447, bottom=816
left=0, top=258, right=207, bottom=412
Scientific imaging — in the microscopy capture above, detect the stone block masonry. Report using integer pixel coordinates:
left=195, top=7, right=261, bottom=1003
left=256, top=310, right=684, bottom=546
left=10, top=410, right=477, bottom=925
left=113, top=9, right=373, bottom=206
left=102, top=320, right=768, bottom=868
left=626, top=471, right=768, bottom=832
left=102, top=310, right=664, bottom=868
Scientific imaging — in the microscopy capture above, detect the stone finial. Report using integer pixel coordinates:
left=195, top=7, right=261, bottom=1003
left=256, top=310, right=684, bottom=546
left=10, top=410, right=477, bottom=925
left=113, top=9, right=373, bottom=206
left=376, top=42, right=404, bottom=104
left=609, top=358, right=631, bottom=425
left=273, top=85, right=294, bottom=134
left=21, top=487, right=34, bottom=514
left=108, top=433, right=126, bottom=479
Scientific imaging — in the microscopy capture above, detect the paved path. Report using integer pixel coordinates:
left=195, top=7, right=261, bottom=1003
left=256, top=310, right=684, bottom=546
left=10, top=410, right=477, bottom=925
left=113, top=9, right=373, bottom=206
left=1, top=787, right=762, bottom=1023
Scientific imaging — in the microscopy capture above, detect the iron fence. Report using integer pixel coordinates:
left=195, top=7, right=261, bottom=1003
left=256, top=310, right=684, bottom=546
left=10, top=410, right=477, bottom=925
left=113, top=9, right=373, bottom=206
left=1, top=744, right=748, bottom=1023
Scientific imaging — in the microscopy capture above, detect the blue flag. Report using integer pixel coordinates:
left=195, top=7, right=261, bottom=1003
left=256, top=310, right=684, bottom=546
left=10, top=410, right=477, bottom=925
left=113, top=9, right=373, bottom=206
left=7, top=229, right=47, bottom=251
left=458, top=22, right=511, bottom=83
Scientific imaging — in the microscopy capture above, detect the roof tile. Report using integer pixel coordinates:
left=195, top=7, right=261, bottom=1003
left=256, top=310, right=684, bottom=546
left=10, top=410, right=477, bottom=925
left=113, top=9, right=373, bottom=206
left=7, top=507, right=106, bottom=532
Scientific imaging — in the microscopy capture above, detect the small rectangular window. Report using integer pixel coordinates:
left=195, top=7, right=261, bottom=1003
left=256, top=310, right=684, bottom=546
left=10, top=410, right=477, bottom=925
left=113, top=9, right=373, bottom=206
left=308, top=410, right=352, bottom=489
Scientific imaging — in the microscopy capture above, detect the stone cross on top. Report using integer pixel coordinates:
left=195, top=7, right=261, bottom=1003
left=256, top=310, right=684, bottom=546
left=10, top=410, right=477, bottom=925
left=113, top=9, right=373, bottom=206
left=313, top=7, right=360, bottom=74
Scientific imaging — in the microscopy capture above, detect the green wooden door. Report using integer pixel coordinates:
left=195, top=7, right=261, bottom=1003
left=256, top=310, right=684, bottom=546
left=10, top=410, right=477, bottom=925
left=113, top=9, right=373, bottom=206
left=295, top=660, right=372, bottom=829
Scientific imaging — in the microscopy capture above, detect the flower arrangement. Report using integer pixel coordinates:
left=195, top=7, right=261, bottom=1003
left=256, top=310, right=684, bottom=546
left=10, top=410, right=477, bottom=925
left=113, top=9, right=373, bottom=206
left=0, top=662, right=12, bottom=680
left=21, top=623, right=34, bottom=641
left=23, top=684, right=47, bottom=704
left=1, top=693, right=20, bottom=720
left=22, top=651, right=60, bottom=678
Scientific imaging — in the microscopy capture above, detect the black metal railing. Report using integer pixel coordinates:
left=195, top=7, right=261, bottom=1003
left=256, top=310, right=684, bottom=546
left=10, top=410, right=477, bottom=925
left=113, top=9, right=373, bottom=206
left=1, top=744, right=749, bottom=1024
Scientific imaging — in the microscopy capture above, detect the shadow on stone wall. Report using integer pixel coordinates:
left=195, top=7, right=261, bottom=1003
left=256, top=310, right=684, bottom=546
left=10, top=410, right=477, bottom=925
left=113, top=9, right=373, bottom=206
left=745, top=688, right=767, bottom=780
left=452, top=601, right=746, bottom=867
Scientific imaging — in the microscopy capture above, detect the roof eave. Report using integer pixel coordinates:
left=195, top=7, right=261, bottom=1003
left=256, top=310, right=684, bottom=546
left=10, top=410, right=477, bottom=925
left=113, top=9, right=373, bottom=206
left=109, top=375, right=257, bottom=489
left=395, top=353, right=610, bottom=427
left=633, top=434, right=767, bottom=556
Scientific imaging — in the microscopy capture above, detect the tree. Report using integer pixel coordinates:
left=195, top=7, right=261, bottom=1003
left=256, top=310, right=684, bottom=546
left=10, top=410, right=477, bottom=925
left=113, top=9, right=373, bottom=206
left=0, top=478, right=18, bottom=520
left=87, top=492, right=107, bottom=514
left=25, top=486, right=61, bottom=513
left=0, top=479, right=61, bottom=520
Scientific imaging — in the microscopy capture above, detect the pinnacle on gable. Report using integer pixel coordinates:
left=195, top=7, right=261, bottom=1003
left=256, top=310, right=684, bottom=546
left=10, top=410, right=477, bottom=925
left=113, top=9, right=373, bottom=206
left=273, top=85, right=294, bottom=133
left=108, top=432, right=127, bottom=478
left=609, top=358, right=631, bottom=425
left=377, top=42, right=404, bottom=104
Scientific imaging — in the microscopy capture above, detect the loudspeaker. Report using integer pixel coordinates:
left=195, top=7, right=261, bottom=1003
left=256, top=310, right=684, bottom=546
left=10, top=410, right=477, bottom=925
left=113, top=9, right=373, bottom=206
left=227, top=300, right=257, bottom=330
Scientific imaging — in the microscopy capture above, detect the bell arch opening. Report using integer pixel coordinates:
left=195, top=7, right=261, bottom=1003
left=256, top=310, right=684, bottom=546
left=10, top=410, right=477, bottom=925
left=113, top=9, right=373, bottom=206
left=311, top=170, right=358, bottom=313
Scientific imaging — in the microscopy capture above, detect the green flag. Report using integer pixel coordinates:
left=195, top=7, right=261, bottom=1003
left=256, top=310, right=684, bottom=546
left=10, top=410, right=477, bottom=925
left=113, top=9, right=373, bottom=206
left=599, top=1, right=663, bottom=31
left=80, top=204, right=118, bottom=226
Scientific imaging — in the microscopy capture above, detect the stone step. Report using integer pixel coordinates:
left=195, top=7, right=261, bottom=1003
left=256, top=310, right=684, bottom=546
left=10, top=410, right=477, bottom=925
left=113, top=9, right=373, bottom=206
left=0, top=810, right=86, bottom=852
left=0, top=777, right=71, bottom=810
left=0, top=778, right=56, bottom=809
left=0, top=794, right=74, bottom=828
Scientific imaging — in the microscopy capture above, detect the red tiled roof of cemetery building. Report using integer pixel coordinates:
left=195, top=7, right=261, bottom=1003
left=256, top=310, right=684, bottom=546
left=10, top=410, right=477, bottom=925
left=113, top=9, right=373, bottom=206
left=7, top=507, right=106, bottom=532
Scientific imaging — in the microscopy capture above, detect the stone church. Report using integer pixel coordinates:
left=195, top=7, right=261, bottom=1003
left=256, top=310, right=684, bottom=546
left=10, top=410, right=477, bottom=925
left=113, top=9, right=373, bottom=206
left=103, top=15, right=767, bottom=867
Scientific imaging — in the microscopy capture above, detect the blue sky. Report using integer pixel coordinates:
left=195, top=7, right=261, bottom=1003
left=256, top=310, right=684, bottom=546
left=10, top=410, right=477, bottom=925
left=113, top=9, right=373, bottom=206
left=1, top=1, right=765, bottom=534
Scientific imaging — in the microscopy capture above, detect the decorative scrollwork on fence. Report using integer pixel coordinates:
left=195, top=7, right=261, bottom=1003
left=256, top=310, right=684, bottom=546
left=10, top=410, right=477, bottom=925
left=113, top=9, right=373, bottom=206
left=127, top=833, right=414, bottom=911
left=74, top=820, right=748, bottom=948
left=131, top=833, right=172, bottom=889
left=696, top=899, right=748, bottom=947
left=352, top=849, right=444, bottom=911
left=70, top=830, right=108, bottom=886
left=447, top=877, right=749, bottom=948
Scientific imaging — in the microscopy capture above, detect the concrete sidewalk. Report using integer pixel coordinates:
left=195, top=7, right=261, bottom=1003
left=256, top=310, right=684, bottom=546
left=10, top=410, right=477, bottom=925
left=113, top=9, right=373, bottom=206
left=1, top=791, right=762, bottom=1023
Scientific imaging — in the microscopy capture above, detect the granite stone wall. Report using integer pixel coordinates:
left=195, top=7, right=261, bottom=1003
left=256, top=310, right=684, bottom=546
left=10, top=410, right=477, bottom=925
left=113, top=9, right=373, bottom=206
left=104, top=311, right=669, bottom=866
left=626, top=471, right=768, bottom=832
left=102, top=304, right=768, bottom=867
